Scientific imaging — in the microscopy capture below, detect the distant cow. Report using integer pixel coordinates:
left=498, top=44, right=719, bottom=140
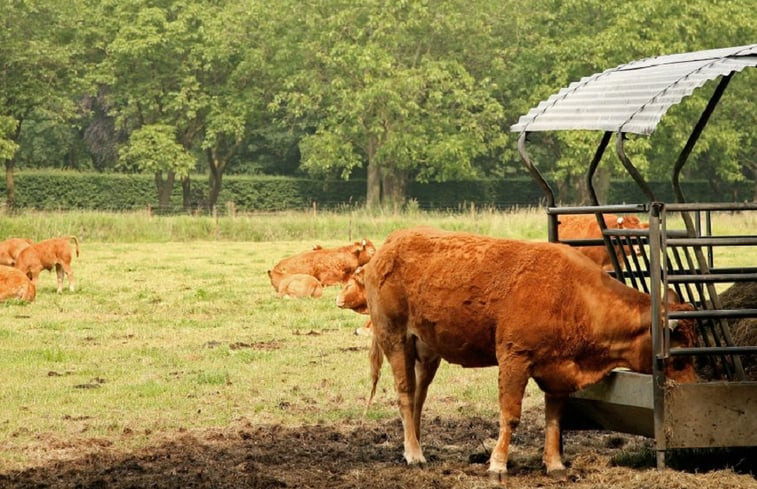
left=0, top=266, right=36, bottom=302
left=0, top=238, right=33, bottom=266
left=272, top=272, right=324, bottom=299
left=363, top=227, right=696, bottom=478
left=268, top=239, right=376, bottom=291
left=15, top=236, right=80, bottom=293
left=336, top=266, right=372, bottom=336
left=558, top=214, right=647, bottom=269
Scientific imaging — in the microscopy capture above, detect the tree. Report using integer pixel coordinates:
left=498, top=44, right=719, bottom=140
left=0, top=0, right=81, bottom=209
left=95, top=0, right=207, bottom=210
left=273, top=0, right=506, bottom=209
left=119, top=124, right=194, bottom=209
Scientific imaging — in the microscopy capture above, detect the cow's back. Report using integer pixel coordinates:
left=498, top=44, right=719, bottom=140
left=365, top=227, right=646, bottom=370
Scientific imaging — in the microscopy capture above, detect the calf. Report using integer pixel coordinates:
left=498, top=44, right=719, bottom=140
left=558, top=214, right=647, bottom=270
left=363, top=226, right=696, bottom=478
left=15, top=236, right=80, bottom=293
left=0, top=238, right=33, bottom=266
left=336, top=266, right=372, bottom=336
left=0, top=266, right=36, bottom=302
left=274, top=273, right=324, bottom=299
left=268, top=238, right=376, bottom=290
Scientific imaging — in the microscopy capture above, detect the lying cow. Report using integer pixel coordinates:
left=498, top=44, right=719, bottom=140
left=363, top=226, right=696, bottom=479
left=15, top=236, right=80, bottom=293
left=0, top=266, right=36, bottom=302
left=268, top=238, right=376, bottom=290
left=0, top=237, right=33, bottom=266
left=558, top=214, right=647, bottom=270
left=271, top=272, right=324, bottom=299
left=336, top=266, right=372, bottom=336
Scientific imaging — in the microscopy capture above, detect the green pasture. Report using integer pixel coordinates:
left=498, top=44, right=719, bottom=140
left=0, top=209, right=754, bottom=471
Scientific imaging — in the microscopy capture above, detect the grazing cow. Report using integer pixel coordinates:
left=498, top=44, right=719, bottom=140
left=558, top=214, right=647, bottom=269
left=0, top=238, right=33, bottom=266
left=15, top=236, right=80, bottom=293
left=273, top=273, right=324, bottom=299
left=336, top=266, right=372, bottom=336
left=363, top=227, right=697, bottom=478
left=268, top=239, right=376, bottom=291
left=0, top=266, right=36, bottom=302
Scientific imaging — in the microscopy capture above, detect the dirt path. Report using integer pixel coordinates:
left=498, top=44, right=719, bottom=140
left=1, top=408, right=754, bottom=489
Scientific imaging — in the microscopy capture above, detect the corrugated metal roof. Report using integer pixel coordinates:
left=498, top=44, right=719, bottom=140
left=510, top=44, right=757, bottom=135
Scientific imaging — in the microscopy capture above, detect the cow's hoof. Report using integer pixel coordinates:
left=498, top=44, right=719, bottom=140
left=487, top=469, right=508, bottom=484
left=546, top=468, right=568, bottom=481
left=403, top=452, right=426, bottom=466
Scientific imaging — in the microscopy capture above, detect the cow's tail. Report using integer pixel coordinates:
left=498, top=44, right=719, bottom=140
left=364, top=334, right=383, bottom=417
left=68, top=236, right=80, bottom=257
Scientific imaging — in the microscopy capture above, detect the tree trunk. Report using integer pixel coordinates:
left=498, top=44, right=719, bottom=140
left=155, top=170, right=175, bottom=212
left=382, top=170, right=408, bottom=212
left=4, top=159, right=15, bottom=211
left=206, top=148, right=224, bottom=212
left=208, top=169, right=222, bottom=212
left=182, top=177, right=191, bottom=212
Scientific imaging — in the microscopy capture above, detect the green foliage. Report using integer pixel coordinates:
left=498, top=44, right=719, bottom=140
left=0, top=116, right=19, bottom=160
left=1, top=171, right=752, bottom=213
left=119, top=124, right=195, bottom=178
left=1, top=0, right=755, bottom=209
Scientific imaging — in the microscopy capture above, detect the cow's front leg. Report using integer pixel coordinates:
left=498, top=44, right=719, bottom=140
left=543, top=393, right=567, bottom=477
left=488, top=355, right=529, bottom=479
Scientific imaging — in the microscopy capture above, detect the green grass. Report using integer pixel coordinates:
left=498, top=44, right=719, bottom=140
left=0, top=209, right=754, bottom=471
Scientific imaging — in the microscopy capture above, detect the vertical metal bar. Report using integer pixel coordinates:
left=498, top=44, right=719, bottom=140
left=649, top=203, right=666, bottom=469
left=706, top=211, right=714, bottom=268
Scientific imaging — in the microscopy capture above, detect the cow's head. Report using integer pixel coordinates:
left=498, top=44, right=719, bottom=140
left=336, top=266, right=368, bottom=313
left=664, top=302, right=699, bottom=383
left=354, top=239, right=377, bottom=265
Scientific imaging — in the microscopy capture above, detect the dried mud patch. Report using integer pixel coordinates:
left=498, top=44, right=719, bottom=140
left=1, top=409, right=754, bottom=489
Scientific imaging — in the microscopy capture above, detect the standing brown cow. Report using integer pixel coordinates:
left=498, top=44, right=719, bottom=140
left=363, top=227, right=696, bottom=479
left=0, top=266, right=36, bottom=302
left=15, top=236, right=80, bottom=293
left=0, top=238, right=33, bottom=266
left=268, top=239, right=376, bottom=290
left=558, top=214, right=647, bottom=270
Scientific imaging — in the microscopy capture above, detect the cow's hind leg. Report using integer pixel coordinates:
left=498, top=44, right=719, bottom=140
left=61, top=261, right=75, bottom=292
left=413, top=339, right=441, bottom=443
left=543, top=393, right=567, bottom=477
left=55, top=264, right=65, bottom=293
left=382, top=334, right=424, bottom=465
left=488, top=354, right=530, bottom=479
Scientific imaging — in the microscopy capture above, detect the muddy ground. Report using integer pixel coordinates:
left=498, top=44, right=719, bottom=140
left=1, top=407, right=754, bottom=489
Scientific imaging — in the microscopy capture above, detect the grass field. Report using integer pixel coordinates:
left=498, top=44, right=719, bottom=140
left=0, top=209, right=755, bottom=488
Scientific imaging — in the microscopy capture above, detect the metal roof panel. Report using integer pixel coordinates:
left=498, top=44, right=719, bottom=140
left=510, top=45, right=757, bottom=135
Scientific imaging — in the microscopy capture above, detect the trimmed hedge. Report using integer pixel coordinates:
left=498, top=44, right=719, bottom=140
left=0, top=170, right=753, bottom=212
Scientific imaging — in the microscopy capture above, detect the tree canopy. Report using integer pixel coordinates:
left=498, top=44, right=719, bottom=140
left=1, top=0, right=755, bottom=209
